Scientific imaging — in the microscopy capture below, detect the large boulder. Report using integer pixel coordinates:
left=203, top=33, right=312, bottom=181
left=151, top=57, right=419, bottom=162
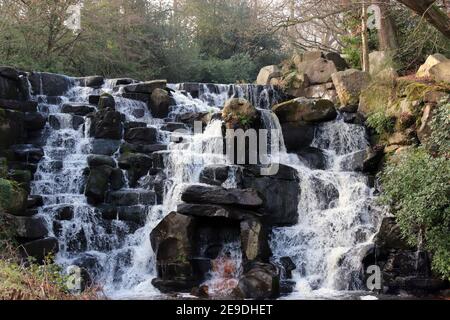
left=303, top=58, right=338, bottom=85
left=28, top=72, right=73, bottom=96
left=429, top=60, right=450, bottom=83
left=281, top=122, right=315, bottom=152
left=120, top=142, right=167, bottom=155
left=87, top=155, right=116, bottom=168
left=19, top=237, right=59, bottom=264
left=61, top=103, right=96, bottom=116
left=324, top=52, right=349, bottom=71
left=91, top=139, right=121, bottom=156
left=181, top=185, right=263, bottom=208
left=256, top=65, right=282, bottom=86
left=199, top=165, right=243, bottom=187
left=24, top=112, right=47, bottom=131
left=416, top=54, right=448, bottom=78
left=242, top=164, right=300, bottom=226
left=124, top=127, right=158, bottom=145
left=150, top=212, right=198, bottom=292
left=0, top=99, right=37, bottom=112
left=375, top=217, right=413, bottom=250
left=84, top=165, right=113, bottom=205
left=118, top=153, right=153, bottom=186
left=123, top=80, right=167, bottom=94
left=10, top=144, right=44, bottom=163
left=0, top=110, right=26, bottom=150
left=0, top=178, right=28, bottom=215
left=89, top=109, right=123, bottom=140
left=240, top=219, right=271, bottom=262
left=331, top=69, right=370, bottom=112
left=177, top=203, right=262, bottom=221
left=296, top=147, right=327, bottom=170
left=234, top=262, right=280, bottom=299
left=272, top=97, right=336, bottom=123
left=283, top=72, right=309, bottom=98
left=0, top=67, right=29, bottom=100
left=14, top=215, right=49, bottom=240
left=107, top=190, right=156, bottom=206
left=149, top=88, right=171, bottom=118
left=75, top=76, right=104, bottom=88
left=222, top=98, right=259, bottom=130
left=304, top=83, right=338, bottom=104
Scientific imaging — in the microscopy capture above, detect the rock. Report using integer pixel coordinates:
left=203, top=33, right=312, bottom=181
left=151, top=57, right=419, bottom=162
left=0, top=67, right=29, bottom=100
left=24, top=112, right=47, bottom=131
left=303, top=58, right=338, bottom=85
left=121, top=92, right=150, bottom=104
left=387, top=131, right=413, bottom=146
left=375, top=217, right=413, bottom=250
left=91, top=139, right=121, bottom=156
left=98, top=94, right=116, bottom=110
left=28, top=72, right=72, bottom=96
left=19, top=237, right=59, bottom=264
left=48, top=114, right=84, bottom=130
left=417, top=104, right=435, bottom=144
left=75, top=76, right=104, bottom=88
left=331, top=69, right=370, bottom=112
left=297, top=147, right=327, bottom=170
left=279, top=257, right=296, bottom=279
left=304, top=83, right=338, bottom=104
left=84, top=165, right=113, bottom=205
left=123, top=80, right=167, bottom=94
left=150, top=88, right=171, bottom=118
left=107, top=190, right=156, bottom=206
left=242, top=164, right=300, bottom=226
left=89, top=95, right=101, bottom=105
left=0, top=110, right=26, bottom=150
left=118, top=153, right=153, bottom=186
left=10, top=144, right=44, bottom=163
left=281, top=122, right=315, bottom=152
left=0, top=99, right=37, bottom=112
left=240, top=219, right=270, bottom=261
left=150, top=212, right=198, bottom=292
left=110, top=168, right=125, bottom=191
left=0, top=178, right=28, bottom=215
left=54, top=205, right=74, bottom=221
left=89, top=109, right=123, bottom=140
left=160, top=122, right=187, bottom=132
left=99, top=205, right=147, bottom=224
left=256, top=65, right=282, bottom=86
left=124, top=127, right=158, bottom=145
left=61, top=103, right=96, bottom=116
left=177, top=203, right=262, bottom=221
left=423, top=91, right=448, bottom=105
left=27, top=195, right=43, bottom=209
left=199, top=165, right=243, bottom=187
left=363, top=146, right=385, bottom=173
left=416, top=53, right=448, bottom=78
left=222, top=98, right=259, bottom=130
left=119, top=142, right=167, bottom=155
left=283, top=72, right=309, bottom=98
left=175, top=111, right=210, bottom=127
left=87, top=155, right=116, bottom=168
left=234, top=262, right=280, bottom=299
left=8, top=169, right=32, bottom=192
left=273, top=97, right=336, bottom=123
left=14, top=215, right=49, bottom=240
left=369, top=51, right=394, bottom=76
left=181, top=185, right=263, bottom=208
left=324, top=52, right=349, bottom=71
left=429, top=60, right=450, bottom=83
left=340, top=150, right=366, bottom=172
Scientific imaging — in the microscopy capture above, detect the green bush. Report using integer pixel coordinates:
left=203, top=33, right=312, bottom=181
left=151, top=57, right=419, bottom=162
left=427, top=99, right=450, bottom=156
left=380, top=148, right=450, bottom=280
left=366, top=110, right=395, bottom=136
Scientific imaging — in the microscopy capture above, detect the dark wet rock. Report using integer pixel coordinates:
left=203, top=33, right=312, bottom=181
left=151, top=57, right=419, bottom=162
left=119, top=142, right=167, bottom=155
left=99, top=205, right=147, bottom=224
left=242, top=164, right=300, bottom=227
left=123, top=80, right=167, bottom=94
left=19, top=237, right=58, bottom=264
left=160, top=122, right=187, bottom=132
left=24, top=112, right=47, bottom=131
left=181, top=185, right=263, bottom=208
left=48, top=115, right=84, bottom=130
left=118, top=153, right=153, bottom=186
left=375, top=217, right=414, bottom=250
left=281, top=122, right=315, bottom=152
left=177, top=203, right=262, bottom=221
left=139, top=170, right=167, bottom=204
left=0, top=67, right=29, bottom=100
left=0, top=99, right=37, bottom=112
left=0, top=110, right=26, bottom=150
left=273, top=98, right=336, bottom=123
left=363, top=146, right=385, bottom=173
left=89, top=109, right=123, bottom=140
left=89, top=95, right=101, bottom=105
left=28, top=72, right=72, bottom=96
left=14, top=215, right=49, bottom=240
left=124, top=127, right=157, bottom=145
left=84, top=165, right=113, bottom=205
left=107, top=190, right=156, bottom=206
left=124, top=121, right=147, bottom=130
left=279, top=257, right=296, bottom=279
left=61, top=103, right=96, bottom=116
left=175, top=111, right=209, bottom=127
left=121, top=92, right=150, bottom=103
left=91, top=139, right=121, bottom=156
left=297, top=147, right=327, bottom=170
left=234, top=262, right=280, bottom=299
left=199, top=164, right=243, bottom=187
left=309, top=176, right=340, bottom=210
left=150, top=88, right=172, bottom=118
left=240, top=219, right=271, bottom=262
left=10, top=144, right=44, bottom=163
left=27, top=195, right=43, bottom=209
left=324, top=52, right=349, bottom=71
left=151, top=151, right=169, bottom=170
left=54, top=205, right=74, bottom=221
left=87, top=155, right=116, bottom=168
left=75, top=76, right=104, bottom=88
left=110, top=168, right=125, bottom=191
left=98, top=94, right=116, bottom=110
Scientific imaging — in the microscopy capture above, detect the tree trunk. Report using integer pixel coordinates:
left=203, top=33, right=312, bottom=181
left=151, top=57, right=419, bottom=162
left=377, top=0, right=398, bottom=51
left=396, top=0, right=450, bottom=39
left=362, top=1, right=370, bottom=72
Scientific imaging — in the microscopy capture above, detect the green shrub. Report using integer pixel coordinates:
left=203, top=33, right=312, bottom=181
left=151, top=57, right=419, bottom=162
left=427, top=99, right=450, bottom=156
left=380, top=148, right=450, bottom=280
left=366, top=110, right=395, bottom=136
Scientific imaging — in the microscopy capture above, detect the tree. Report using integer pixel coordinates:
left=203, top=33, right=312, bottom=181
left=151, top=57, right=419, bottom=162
left=376, top=0, right=398, bottom=51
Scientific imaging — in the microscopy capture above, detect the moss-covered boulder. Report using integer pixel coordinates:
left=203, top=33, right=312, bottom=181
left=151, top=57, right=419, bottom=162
left=222, top=98, right=259, bottom=130
left=416, top=54, right=448, bottom=78
left=332, top=69, right=370, bottom=112
left=0, top=178, right=28, bottom=215
left=272, top=97, right=336, bottom=123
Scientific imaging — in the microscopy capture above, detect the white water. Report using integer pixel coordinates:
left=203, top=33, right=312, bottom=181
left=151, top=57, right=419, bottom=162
left=29, top=76, right=380, bottom=299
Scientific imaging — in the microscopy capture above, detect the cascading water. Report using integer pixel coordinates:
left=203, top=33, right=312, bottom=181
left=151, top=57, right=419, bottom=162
left=29, top=76, right=380, bottom=299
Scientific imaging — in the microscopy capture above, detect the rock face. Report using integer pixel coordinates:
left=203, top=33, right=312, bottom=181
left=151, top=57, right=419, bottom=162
left=331, top=69, right=370, bottom=112
left=429, top=60, right=450, bottom=83
left=89, top=109, right=123, bottom=140
left=234, top=262, right=280, bottom=299
left=222, top=98, right=259, bottom=130
left=199, top=165, right=243, bottom=187
left=303, top=58, right=338, bottom=84
left=416, top=54, right=448, bottom=78
left=0, top=67, right=29, bottom=101
left=28, top=72, right=72, bottom=96
left=61, top=103, right=96, bottom=116
left=124, top=127, right=157, bottom=145
left=123, top=80, right=167, bottom=94
left=256, top=65, right=282, bottom=86
left=150, top=88, right=171, bottom=118
left=272, top=97, right=336, bottom=123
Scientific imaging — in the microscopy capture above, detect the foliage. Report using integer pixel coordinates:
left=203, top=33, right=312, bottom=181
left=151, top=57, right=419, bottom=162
left=366, top=110, right=395, bottom=136
left=427, top=99, right=450, bottom=157
left=380, top=148, right=450, bottom=280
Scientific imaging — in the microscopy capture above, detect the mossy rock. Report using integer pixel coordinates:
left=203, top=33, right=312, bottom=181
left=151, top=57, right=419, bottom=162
left=0, top=178, right=28, bottom=215
left=272, top=97, right=336, bottom=123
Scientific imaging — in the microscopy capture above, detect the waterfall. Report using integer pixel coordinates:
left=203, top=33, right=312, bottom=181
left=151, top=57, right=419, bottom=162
left=29, top=79, right=380, bottom=299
